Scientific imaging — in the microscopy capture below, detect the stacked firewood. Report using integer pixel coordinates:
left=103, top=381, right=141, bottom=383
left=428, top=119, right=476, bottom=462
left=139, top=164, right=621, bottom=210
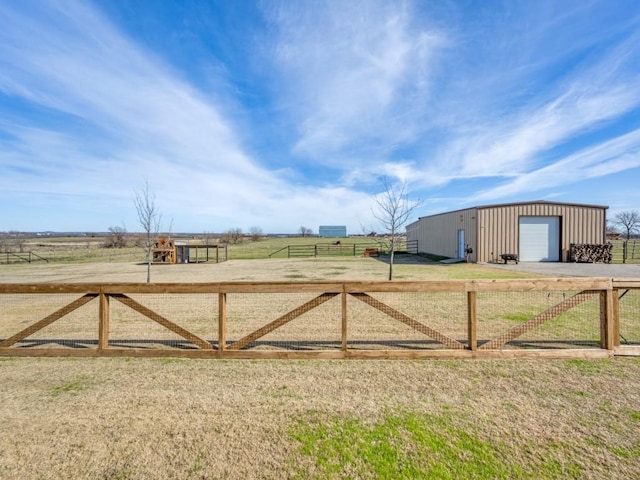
left=570, top=243, right=612, bottom=263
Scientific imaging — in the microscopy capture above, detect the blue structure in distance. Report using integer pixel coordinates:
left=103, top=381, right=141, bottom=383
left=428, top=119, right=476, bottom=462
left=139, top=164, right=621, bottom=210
left=318, top=226, right=347, bottom=238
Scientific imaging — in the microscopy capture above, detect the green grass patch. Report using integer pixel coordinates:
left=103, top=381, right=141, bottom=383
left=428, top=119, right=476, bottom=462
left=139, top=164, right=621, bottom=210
left=563, top=359, right=612, bottom=375
left=629, top=410, right=640, bottom=421
left=51, top=379, right=85, bottom=396
left=155, top=358, right=187, bottom=365
left=290, top=412, right=577, bottom=479
left=504, top=312, right=535, bottom=323
left=227, top=237, right=384, bottom=260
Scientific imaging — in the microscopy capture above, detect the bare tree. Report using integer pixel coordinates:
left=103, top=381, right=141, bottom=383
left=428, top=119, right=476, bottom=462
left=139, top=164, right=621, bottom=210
left=14, top=235, right=26, bottom=253
left=104, top=224, right=128, bottom=248
left=373, top=178, right=422, bottom=280
left=202, top=231, right=214, bottom=244
left=299, top=226, right=312, bottom=237
left=221, top=228, right=243, bottom=244
left=614, top=210, right=640, bottom=240
left=134, top=181, right=161, bottom=283
left=249, top=226, right=263, bottom=242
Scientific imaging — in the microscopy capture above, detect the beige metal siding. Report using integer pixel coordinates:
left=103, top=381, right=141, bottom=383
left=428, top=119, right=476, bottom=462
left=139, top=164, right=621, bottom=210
left=408, top=202, right=606, bottom=263
left=478, top=203, right=605, bottom=262
left=408, top=208, right=478, bottom=261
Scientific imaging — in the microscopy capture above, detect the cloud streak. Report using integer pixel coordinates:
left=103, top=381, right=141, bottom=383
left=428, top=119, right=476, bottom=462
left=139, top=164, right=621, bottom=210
left=264, top=0, right=445, bottom=169
left=471, top=128, right=640, bottom=202
left=0, top=1, right=379, bottom=231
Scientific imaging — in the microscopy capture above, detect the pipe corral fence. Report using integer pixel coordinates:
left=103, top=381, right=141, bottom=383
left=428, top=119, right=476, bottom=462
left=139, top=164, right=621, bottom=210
left=0, top=278, right=639, bottom=359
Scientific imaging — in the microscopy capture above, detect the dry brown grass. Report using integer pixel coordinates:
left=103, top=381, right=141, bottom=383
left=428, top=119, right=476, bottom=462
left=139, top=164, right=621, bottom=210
left=0, top=357, right=639, bottom=479
left=1, top=259, right=639, bottom=478
left=0, top=256, right=533, bottom=284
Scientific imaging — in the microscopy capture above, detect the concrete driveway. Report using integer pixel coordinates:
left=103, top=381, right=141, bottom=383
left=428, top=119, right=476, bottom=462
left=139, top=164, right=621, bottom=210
left=483, top=261, right=640, bottom=278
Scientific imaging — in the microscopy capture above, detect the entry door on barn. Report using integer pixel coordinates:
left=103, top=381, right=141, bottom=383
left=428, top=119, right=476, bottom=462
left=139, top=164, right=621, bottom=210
left=518, top=216, right=560, bottom=261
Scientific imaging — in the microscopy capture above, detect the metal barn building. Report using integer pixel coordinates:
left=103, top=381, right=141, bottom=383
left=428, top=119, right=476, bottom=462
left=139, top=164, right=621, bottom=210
left=406, top=201, right=608, bottom=263
left=318, top=225, right=347, bottom=238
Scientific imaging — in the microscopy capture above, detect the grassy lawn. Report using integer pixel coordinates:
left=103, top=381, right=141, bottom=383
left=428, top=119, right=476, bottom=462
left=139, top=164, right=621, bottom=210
left=1, top=245, right=639, bottom=478
left=7, top=235, right=388, bottom=264
left=225, top=236, right=385, bottom=259
left=6, top=234, right=639, bottom=265
left=0, top=357, right=638, bottom=479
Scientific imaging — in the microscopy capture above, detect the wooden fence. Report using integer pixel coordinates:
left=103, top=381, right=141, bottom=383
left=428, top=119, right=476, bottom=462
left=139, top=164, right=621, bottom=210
left=0, top=278, right=638, bottom=359
left=1, top=251, right=49, bottom=264
left=269, top=242, right=386, bottom=258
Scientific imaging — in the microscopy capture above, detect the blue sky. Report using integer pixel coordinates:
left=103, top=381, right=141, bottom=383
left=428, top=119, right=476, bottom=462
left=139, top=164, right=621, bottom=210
left=2, top=0, right=640, bottom=234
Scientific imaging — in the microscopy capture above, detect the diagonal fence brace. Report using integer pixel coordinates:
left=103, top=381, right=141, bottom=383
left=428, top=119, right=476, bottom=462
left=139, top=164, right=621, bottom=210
left=111, top=294, right=213, bottom=350
left=479, top=290, right=598, bottom=350
left=0, top=293, right=98, bottom=348
left=227, top=292, right=339, bottom=350
left=350, top=292, right=466, bottom=350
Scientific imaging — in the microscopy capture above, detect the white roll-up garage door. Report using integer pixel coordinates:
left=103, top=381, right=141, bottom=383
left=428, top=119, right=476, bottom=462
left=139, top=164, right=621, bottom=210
left=519, top=217, right=560, bottom=261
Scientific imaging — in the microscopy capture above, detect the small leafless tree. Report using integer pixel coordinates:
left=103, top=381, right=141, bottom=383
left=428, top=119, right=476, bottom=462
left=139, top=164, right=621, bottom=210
left=14, top=235, right=26, bottom=253
left=202, top=231, right=214, bottom=244
left=134, top=181, right=161, bottom=283
left=0, top=236, right=11, bottom=254
left=614, top=210, right=640, bottom=240
left=104, top=224, right=128, bottom=248
left=222, top=228, right=243, bottom=244
left=299, top=226, right=313, bottom=237
left=249, top=226, right=263, bottom=242
left=373, top=178, right=422, bottom=280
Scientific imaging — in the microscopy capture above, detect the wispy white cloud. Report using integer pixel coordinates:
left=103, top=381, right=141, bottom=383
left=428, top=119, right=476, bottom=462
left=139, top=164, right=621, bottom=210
left=0, top=1, right=384, bottom=231
left=412, top=4, right=640, bottom=194
left=456, top=82, right=640, bottom=179
left=264, top=0, right=446, bottom=171
left=470, top=128, right=640, bottom=202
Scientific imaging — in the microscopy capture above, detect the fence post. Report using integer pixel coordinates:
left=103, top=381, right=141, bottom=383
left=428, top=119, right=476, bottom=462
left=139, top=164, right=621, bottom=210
left=98, top=289, right=110, bottom=351
left=467, top=291, right=477, bottom=351
left=612, top=288, right=620, bottom=348
left=600, top=288, right=615, bottom=350
left=219, top=292, right=227, bottom=352
left=341, top=286, right=348, bottom=351
left=623, top=241, right=627, bottom=264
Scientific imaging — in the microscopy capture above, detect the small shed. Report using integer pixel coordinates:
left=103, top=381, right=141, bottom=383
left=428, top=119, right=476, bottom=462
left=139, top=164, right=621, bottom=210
left=406, top=200, right=608, bottom=263
left=319, top=225, right=347, bottom=238
left=152, top=238, right=227, bottom=264
left=152, top=237, right=176, bottom=264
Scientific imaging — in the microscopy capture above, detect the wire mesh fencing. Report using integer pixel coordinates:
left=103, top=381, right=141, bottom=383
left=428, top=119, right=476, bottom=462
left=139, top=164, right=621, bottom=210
left=475, top=290, right=602, bottom=350
left=0, top=279, right=634, bottom=358
left=0, top=293, right=99, bottom=349
left=346, top=291, right=467, bottom=350
left=618, top=288, right=640, bottom=345
left=107, top=293, right=218, bottom=350
left=223, top=292, right=342, bottom=351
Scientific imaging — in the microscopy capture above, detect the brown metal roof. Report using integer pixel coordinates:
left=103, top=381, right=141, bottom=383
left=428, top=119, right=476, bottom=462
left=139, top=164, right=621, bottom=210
left=416, top=200, right=608, bottom=220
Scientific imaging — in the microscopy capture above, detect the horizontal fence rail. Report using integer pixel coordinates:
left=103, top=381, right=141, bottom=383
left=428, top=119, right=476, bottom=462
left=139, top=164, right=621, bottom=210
left=0, top=278, right=638, bottom=359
